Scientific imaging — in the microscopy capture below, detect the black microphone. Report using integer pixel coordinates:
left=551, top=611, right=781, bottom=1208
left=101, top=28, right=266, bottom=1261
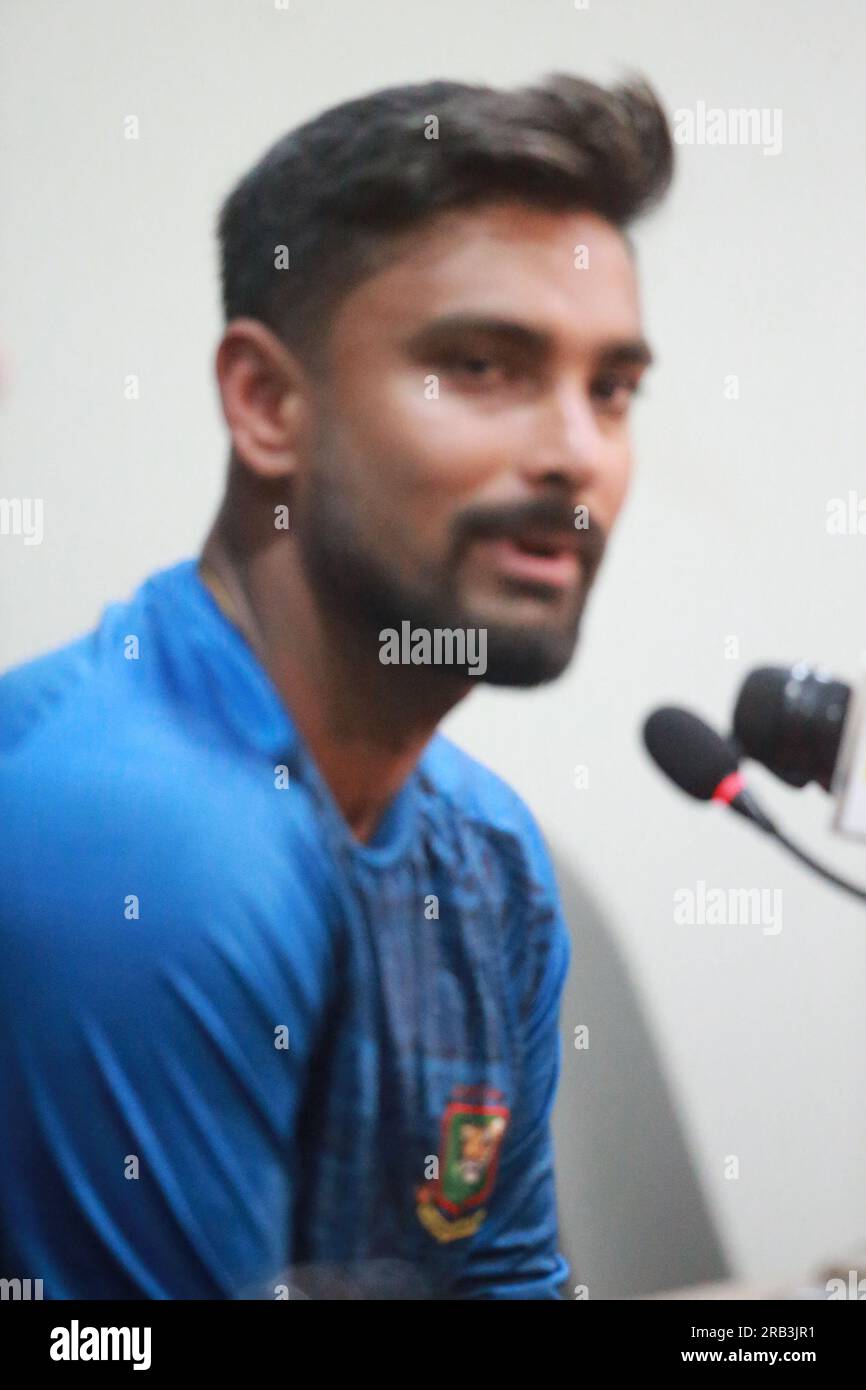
left=643, top=704, right=866, bottom=904
left=732, top=664, right=851, bottom=793
left=643, top=706, right=775, bottom=831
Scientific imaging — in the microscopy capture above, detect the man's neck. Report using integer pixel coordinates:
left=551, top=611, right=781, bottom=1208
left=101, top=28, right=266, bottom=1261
left=198, top=527, right=472, bottom=845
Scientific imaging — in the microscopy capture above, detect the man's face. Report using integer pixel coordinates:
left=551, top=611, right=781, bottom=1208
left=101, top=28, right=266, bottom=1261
left=293, top=202, right=651, bottom=686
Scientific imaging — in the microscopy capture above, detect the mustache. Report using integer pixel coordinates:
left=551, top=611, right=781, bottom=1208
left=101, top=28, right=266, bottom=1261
left=453, top=496, right=607, bottom=572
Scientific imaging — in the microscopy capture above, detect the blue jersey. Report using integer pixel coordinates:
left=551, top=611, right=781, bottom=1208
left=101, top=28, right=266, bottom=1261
left=0, top=560, right=571, bottom=1299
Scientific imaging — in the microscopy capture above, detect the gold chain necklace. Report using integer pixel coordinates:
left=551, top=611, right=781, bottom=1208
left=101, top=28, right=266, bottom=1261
left=197, top=558, right=244, bottom=629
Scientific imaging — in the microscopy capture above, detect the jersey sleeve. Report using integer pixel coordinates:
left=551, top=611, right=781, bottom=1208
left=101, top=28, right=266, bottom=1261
left=0, top=738, right=337, bottom=1299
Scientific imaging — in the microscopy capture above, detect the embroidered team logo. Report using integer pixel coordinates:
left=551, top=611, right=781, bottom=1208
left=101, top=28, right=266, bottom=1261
left=416, top=1088, right=510, bottom=1243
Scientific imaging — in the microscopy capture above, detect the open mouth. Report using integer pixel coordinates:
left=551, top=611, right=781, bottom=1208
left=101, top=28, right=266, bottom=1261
left=475, top=534, right=580, bottom=589
left=512, top=536, right=566, bottom=558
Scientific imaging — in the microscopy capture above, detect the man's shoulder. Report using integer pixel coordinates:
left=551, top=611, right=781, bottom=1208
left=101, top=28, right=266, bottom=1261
left=0, top=563, right=238, bottom=851
left=422, top=732, right=560, bottom=883
left=424, top=733, right=571, bottom=1006
left=0, top=629, right=101, bottom=753
left=0, top=563, right=189, bottom=759
left=0, top=567, right=334, bottom=930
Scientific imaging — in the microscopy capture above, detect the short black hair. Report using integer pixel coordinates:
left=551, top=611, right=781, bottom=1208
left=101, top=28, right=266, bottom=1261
left=217, top=73, right=674, bottom=371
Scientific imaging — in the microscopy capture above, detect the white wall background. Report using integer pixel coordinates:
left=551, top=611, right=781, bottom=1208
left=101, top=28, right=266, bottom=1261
left=2, top=0, right=865, bottom=1291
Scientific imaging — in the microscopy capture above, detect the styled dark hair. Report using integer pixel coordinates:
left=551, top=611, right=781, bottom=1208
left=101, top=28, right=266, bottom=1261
left=217, top=73, right=673, bottom=370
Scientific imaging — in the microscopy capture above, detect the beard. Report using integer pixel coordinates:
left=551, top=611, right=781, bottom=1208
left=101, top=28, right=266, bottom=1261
left=294, top=454, right=606, bottom=688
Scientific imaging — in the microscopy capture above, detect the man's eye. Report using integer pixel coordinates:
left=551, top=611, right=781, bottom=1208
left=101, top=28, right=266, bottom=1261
left=593, top=376, right=642, bottom=415
left=441, top=353, right=511, bottom=384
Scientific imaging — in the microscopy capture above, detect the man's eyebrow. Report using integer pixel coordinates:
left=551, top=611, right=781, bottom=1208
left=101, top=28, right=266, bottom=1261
left=600, top=338, right=655, bottom=369
left=405, top=315, right=655, bottom=367
left=404, top=315, right=547, bottom=352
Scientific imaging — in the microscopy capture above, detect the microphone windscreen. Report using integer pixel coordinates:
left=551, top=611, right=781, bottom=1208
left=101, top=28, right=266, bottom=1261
left=643, top=706, right=739, bottom=800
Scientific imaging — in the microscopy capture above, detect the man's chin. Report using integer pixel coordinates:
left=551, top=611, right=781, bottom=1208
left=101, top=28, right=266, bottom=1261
left=474, top=621, right=581, bottom=688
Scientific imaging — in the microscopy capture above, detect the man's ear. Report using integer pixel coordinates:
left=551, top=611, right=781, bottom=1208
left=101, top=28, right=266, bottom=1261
left=215, top=318, right=311, bottom=480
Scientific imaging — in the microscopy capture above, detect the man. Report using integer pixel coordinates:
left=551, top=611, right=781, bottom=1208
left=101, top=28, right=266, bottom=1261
left=0, top=74, right=673, bottom=1299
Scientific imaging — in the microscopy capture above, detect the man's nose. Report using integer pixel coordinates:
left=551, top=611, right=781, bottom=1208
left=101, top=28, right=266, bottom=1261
left=518, top=382, right=605, bottom=490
